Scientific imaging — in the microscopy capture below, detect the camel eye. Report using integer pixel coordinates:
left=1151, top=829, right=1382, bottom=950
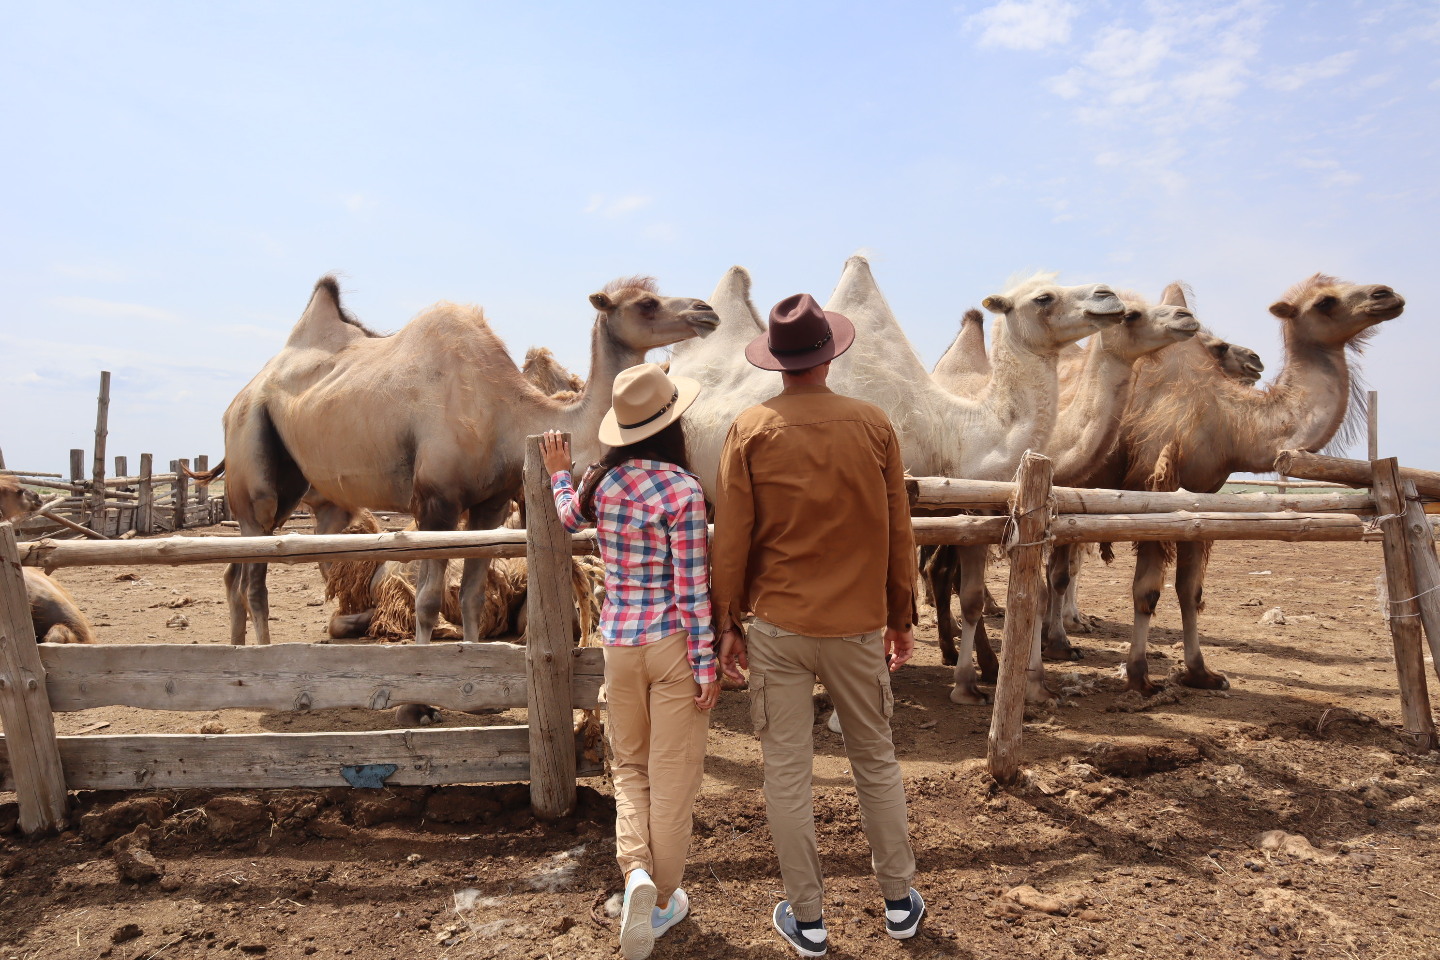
left=638, top=298, right=658, bottom=311
left=1033, top=293, right=1055, bottom=305
left=1316, top=295, right=1338, bottom=312
left=1124, top=310, right=1141, bottom=323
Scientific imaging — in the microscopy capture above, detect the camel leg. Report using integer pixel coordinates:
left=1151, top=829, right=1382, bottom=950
left=929, top=546, right=959, bottom=666
left=949, top=546, right=990, bottom=705
left=223, top=563, right=249, bottom=645
left=1174, top=540, right=1229, bottom=690
left=459, top=497, right=515, bottom=644
left=1026, top=616, right=1054, bottom=703
left=1041, top=545, right=1082, bottom=661
left=917, top=545, right=937, bottom=609
left=1062, top=548, right=1096, bottom=632
left=1125, top=542, right=1168, bottom=696
left=413, top=558, right=447, bottom=646
left=962, top=547, right=999, bottom=682
left=983, top=584, right=1004, bottom=617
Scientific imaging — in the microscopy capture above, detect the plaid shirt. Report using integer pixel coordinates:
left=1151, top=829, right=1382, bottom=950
left=551, top=459, right=716, bottom=684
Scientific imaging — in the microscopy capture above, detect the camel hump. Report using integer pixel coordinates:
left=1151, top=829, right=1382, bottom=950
left=284, top=275, right=384, bottom=351
left=826, top=253, right=887, bottom=318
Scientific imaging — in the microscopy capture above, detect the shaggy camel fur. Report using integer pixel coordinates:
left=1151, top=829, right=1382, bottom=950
left=1112, top=276, right=1403, bottom=694
left=522, top=346, right=585, bottom=401
left=930, top=295, right=1202, bottom=702
left=0, top=477, right=94, bottom=643
left=197, top=275, right=717, bottom=648
left=931, top=308, right=990, bottom=398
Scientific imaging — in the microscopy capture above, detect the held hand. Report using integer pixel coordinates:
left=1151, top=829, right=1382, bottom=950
left=719, top=626, right=748, bottom=682
left=884, top=626, right=915, bottom=672
left=694, top=680, right=720, bottom=711
left=540, top=430, right=572, bottom=476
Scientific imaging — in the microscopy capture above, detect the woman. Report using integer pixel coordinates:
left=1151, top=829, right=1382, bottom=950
left=541, top=362, right=718, bottom=960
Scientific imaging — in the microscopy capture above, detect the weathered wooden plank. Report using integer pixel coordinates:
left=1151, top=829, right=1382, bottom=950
left=1279, top=450, right=1440, bottom=499
left=1050, top=512, right=1367, bottom=543
left=0, top=524, right=68, bottom=832
left=90, top=372, right=110, bottom=528
left=1372, top=459, right=1437, bottom=752
left=0, top=726, right=604, bottom=790
left=988, top=452, right=1052, bottom=786
left=1400, top=478, right=1440, bottom=691
left=524, top=435, right=577, bottom=819
left=20, top=527, right=601, bottom=568
left=909, top=475, right=1376, bottom=514
left=39, top=641, right=605, bottom=713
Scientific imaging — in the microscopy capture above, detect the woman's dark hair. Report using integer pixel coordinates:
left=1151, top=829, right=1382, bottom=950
left=577, top=419, right=691, bottom=522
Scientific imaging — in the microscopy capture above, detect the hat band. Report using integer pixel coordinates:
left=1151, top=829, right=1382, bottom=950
left=770, top=330, right=833, bottom=355
left=617, top=388, right=679, bottom=430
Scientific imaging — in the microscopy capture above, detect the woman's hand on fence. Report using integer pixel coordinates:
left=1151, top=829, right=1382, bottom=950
left=540, top=431, right=572, bottom=475
left=694, top=680, right=720, bottom=711
left=719, top=626, right=748, bottom=682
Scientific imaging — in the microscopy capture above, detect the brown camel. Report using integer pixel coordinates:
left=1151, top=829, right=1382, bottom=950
left=521, top=346, right=585, bottom=400
left=0, top=477, right=94, bottom=643
left=198, top=275, right=717, bottom=647
left=1111, top=275, right=1403, bottom=694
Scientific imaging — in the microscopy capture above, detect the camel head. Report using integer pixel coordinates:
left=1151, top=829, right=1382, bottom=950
left=588, top=277, right=719, bottom=353
left=1199, top=333, right=1265, bottom=385
left=1268, top=275, right=1404, bottom=348
left=981, top=274, right=1124, bottom=352
left=0, top=476, right=43, bottom=521
left=1100, top=297, right=1201, bottom=364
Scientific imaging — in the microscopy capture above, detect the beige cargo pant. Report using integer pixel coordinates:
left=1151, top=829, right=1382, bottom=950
left=746, top=619, right=916, bottom=922
left=604, top=631, right=710, bottom=903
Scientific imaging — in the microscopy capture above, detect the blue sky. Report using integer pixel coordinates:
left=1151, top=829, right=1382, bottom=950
left=2, top=0, right=1437, bottom=476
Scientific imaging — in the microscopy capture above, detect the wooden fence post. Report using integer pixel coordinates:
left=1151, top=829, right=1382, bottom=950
left=0, top=446, right=6, bottom=469
left=195, top=455, right=211, bottom=522
left=136, top=454, right=154, bottom=536
left=523, top=434, right=577, bottom=819
left=1400, top=478, right=1440, bottom=688
left=172, top=459, right=189, bottom=532
left=69, top=449, right=84, bottom=498
left=114, top=456, right=128, bottom=479
left=90, top=372, right=110, bottom=529
left=1367, top=390, right=1379, bottom=463
left=1371, top=458, right=1437, bottom=752
left=0, top=523, right=68, bottom=833
left=988, top=450, right=1053, bottom=785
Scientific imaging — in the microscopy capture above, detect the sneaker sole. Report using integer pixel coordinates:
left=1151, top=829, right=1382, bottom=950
left=772, top=904, right=827, bottom=958
left=653, top=899, right=689, bottom=939
left=620, top=881, right=657, bottom=960
left=886, top=900, right=925, bottom=939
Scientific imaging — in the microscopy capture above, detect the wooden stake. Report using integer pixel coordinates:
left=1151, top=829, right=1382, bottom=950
left=136, top=454, right=154, bottom=536
left=69, top=449, right=84, bottom=496
left=1400, top=478, right=1440, bottom=688
left=523, top=434, right=577, bottom=819
left=90, top=372, right=110, bottom=529
left=1367, top=390, right=1379, bottom=463
left=0, top=523, right=68, bottom=832
left=195, top=454, right=210, bottom=514
left=1371, top=458, right=1437, bottom=752
left=172, top=459, right=189, bottom=532
left=0, top=446, right=6, bottom=470
left=114, top=456, right=127, bottom=479
left=988, top=450, right=1053, bottom=785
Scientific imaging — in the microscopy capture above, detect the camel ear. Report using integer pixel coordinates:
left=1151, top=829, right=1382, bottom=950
left=981, top=295, right=1012, bottom=314
left=589, top=292, right=614, bottom=312
left=1159, top=282, right=1189, bottom=308
left=1269, top=300, right=1298, bottom=319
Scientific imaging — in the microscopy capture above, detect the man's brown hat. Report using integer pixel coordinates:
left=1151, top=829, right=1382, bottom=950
left=745, top=293, right=856, bottom=371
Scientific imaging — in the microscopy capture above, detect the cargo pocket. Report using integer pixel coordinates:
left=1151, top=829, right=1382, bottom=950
left=748, top=674, right=769, bottom=734
left=879, top=676, right=895, bottom=721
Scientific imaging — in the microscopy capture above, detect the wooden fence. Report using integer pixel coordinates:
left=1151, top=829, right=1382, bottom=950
left=0, top=438, right=591, bottom=834
left=3, top=445, right=1439, bottom=833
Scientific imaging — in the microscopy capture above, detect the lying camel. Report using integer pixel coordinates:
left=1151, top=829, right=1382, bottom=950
left=0, top=477, right=94, bottom=643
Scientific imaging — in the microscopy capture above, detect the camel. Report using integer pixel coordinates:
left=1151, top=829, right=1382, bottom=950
left=1200, top=332, right=1264, bottom=386
left=928, top=295, right=1202, bottom=702
left=1108, top=275, right=1403, bottom=694
left=931, top=308, right=990, bottom=398
left=0, top=477, right=94, bottom=643
left=522, top=346, right=585, bottom=400
left=198, top=274, right=718, bottom=647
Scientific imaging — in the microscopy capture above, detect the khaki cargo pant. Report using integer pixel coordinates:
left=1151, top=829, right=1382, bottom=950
left=746, top=619, right=916, bottom=922
left=605, top=631, right=711, bottom=903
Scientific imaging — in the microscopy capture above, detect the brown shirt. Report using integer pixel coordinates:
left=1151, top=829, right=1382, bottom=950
left=710, top=384, right=916, bottom=636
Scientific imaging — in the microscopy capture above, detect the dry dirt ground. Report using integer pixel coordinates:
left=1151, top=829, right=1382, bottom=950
left=4, top=523, right=1440, bottom=960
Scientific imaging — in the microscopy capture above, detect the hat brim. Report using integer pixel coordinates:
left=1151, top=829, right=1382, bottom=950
left=597, top=375, right=703, bottom=447
left=744, top=312, right=856, bottom=371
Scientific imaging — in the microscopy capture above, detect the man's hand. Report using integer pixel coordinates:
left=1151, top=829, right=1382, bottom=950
left=884, top=626, right=915, bottom=672
left=719, top=626, right=748, bottom=682
left=539, top=430, right=572, bottom=476
left=694, top=680, right=720, bottom=711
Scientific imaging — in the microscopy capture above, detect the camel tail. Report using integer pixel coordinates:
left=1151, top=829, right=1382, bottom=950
left=182, top=459, right=226, bottom=484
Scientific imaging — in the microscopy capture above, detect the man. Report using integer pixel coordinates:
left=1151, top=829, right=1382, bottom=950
left=711, top=292, right=924, bottom=957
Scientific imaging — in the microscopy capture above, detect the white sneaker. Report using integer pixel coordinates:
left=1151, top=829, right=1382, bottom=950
left=620, top=869, right=658, bottom=960
left=652, top=887, right=690, bottom=938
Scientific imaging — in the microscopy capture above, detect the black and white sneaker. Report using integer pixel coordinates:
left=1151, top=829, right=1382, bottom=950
left=772, top=901, right=828, bottom=957
left=884, top=888, right=926, bottom=939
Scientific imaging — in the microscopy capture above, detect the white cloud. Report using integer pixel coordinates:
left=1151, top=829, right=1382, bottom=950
left=1293, top=155, right=1362, bottom=188
left=340, top=193, right=379, bottom=213
left=968, top=0, right=1078, bottom=51
left=583, top=194, right=652, bottom=217
left=1265, top=51, right=1357, bottom=92
left=48, top=296, right=179, bottom=323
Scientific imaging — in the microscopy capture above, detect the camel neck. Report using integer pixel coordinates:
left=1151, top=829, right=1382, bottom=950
left=981, top=320, right=1061, bottom=451
left=1049, top=340, right=1133, bottom=486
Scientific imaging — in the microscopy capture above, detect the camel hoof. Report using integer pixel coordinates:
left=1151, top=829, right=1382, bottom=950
left=397, top=704, right=441, bottom=727
left=1042, top=641, right=1083, bottom=663
left=978, top=665, right=999, bottom=685
left=1179, top=669, right=1230, bottom=691
left=826, top=710, right=843, bottom=735
left=940, top=650, right=959, bottom=667
left=949, top=685, right=990, bottom=706
left=1125, top=678, right=1166, bottom=698
left=1065, top=615, right=1099, bottom=634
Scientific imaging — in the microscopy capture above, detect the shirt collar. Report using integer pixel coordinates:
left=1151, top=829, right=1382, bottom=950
left=625, top=458, right=694, bottom=477
left=780, top=384, right=835, bottom=396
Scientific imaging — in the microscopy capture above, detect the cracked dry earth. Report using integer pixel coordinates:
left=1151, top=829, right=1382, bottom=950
left=3, top=525, right=1440, bottom=959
